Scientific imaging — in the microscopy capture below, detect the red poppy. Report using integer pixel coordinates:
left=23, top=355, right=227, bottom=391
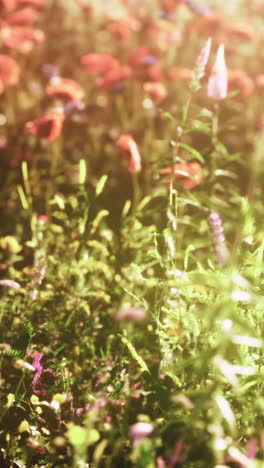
left=187, top=10, right=224, bottom=36
left=0, top=24, right=44, bottom=52
left=127, top=47, right=163, bottom=82
left=228, top=69, right=254, bottom=99
left=16, top=0, right=44, bottom=7
left=160, top=162, right=203, bottom=190
left=96, top=65, right=132, bottom=90
left=0, top=0, right=17, bottom=11
left=25, top=108, right=65, bottom=142
left=160, top=0, right=183, bottom=11
left=46, top=77, right=84, bottom=102
left=255, top=74, right=264, bottom=93
left=225, top=20, right=257, bottom=42
left=143, top=81, right=168, bottom=103
left=80, top=53, right=119, bottom=74
left=147, top=21, right=182, bottom=52
left=0, top=54, right=20, bottom=87
left=128, top=46, right=154, bottom=68
left=168, top=67, right=193, bottom=82
left=6, top=7, right=39, bottom=26
left=106, top=19, right=132, bottom=42
left=117, top=134, right=142, bottom=173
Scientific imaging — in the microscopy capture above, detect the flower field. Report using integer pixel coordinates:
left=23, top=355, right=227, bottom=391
left=0, top=0, right=264, bottom=466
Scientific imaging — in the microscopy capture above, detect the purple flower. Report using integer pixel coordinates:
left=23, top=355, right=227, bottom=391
left=140, top=55, right=159, bottom=67
left=207, top=45, right=228, bottom=100
left=169, top=440, right=185, bottom=467
left=195, top=38, right=211, bottom=71
left=43, top=64, right=59, bottom=80
left=0, top=279, right=21, bottom=290
left=115, top=307, right=146, bottom=321
left=32, top=353, right=56, bottom=391
left=208, top=212, right=229, bottom=266
left=130, top=422, right=154, bottom=446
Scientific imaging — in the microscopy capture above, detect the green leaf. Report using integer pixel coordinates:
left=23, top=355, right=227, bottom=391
left=159, top=110, right=175, bottom=122
left=95, top=175, right=108, bottom=197
left=67, top=423, right=100, bottom=448
left=178, top=143, right=204, bottom=163
left=79, top=159, right=86, bottom=184
left=119, top=334, right=150, bottom=374
left=67, top=424, right=87, bottom=447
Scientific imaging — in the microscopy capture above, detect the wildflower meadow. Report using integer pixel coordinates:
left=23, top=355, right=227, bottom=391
left=0, top=0, right=264, bottom=466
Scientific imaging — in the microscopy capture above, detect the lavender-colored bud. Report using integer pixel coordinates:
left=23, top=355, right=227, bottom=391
left=63, top=101, right=85, bottom=116
left=208, top=212, right=221, bottom=225
left=213, top=233, right=225, bottom=244
left=213, top=225, right=224, bottom=234
left=195, top=38, right=211, bottom=72
left=140, top=55, right=159, bottom=67
left=208, top=212, right=228, bottom=266
left=43, top=64, right=59, bottom=80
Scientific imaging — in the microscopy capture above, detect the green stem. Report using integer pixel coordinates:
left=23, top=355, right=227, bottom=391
left=46, top=138, right=61, bottom=215
left=131, top=172, right=140, bottom=213
left=209, top=103, right=219, bottom=203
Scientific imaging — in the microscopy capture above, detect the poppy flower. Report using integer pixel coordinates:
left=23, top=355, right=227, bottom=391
left=80, top=53, right=119, bottom=74
left=6, top=7, right=39, bottom=26
left=96, top=65, right=132, bottom=90
left=160, top=162, right=203, bottom=189
left=228, top=69, right=254, bottom=99
left=187, top=10, right=224, bottom=36
left=0, top=54, right=20, bottom=87
left=16, top=0, right=44, bottom=7
left=160, top=0, right=183, bottom=12
left=143, top=81, right=168, bottom=103
left=147, top=20, right=182, bottom=52
left=0, top=0, right=17, bottom=11
left=128, top=49, right=163, bottom=82
left=46, top=77, right=84, bottom=102
left=25, top=107, right=65, bottom=142
left=0, top=24, right=44, bottom=52
left=225, top=20, right=257, bottom=42
left=106, top=19, right=132, bottom=42
left=255, top=74, right=264, bottom=93
left=168, top=67, right=193, bottom=82
left=76, top=0, right=91, bottom=11
left=117, top=134, right=142, bottom=173
left=128, top=46, right=155, bottom=68
left=207, top=44, right=228, bottom=100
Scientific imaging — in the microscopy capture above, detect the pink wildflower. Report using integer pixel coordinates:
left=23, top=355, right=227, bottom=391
left=207, top=44, right=228, bottom=100
left=195, top=37, right=211, bottom=71
left=129, top=422, right=154, bottom=446
left=169, top=440, right=185, bottom=467
left=0, top=279, right=21, bottom=290
left=117, top=134, right=142, bottom=173
left=32, top=353, right=56, bottom=392
left=115, top=307, right=146, bottom=321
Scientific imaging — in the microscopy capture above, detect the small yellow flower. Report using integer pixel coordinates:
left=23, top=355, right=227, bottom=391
left=18, top=420, right=30, bottom=433
left=0, top=236, right=22, bottom=254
